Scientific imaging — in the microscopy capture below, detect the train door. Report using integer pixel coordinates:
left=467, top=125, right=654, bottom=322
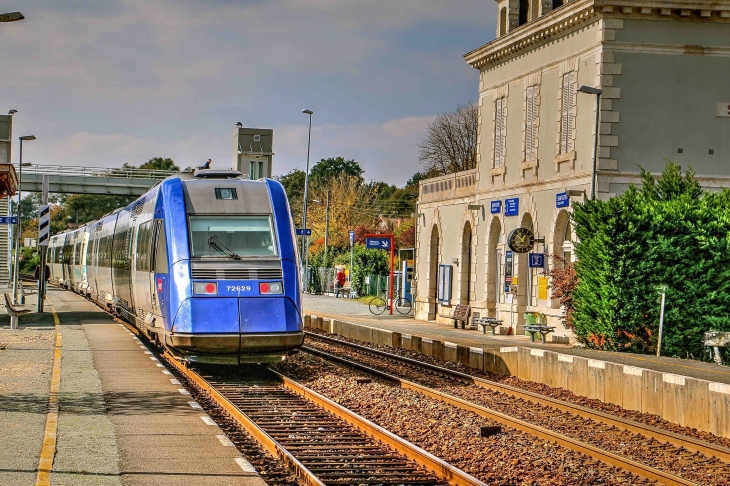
left=112, top=214, right=135, bottom=318
left=132, top=220, right=154, bottom=323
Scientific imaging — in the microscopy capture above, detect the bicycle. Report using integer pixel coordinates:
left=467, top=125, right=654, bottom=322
left=368, top=292, right=412, bottom=315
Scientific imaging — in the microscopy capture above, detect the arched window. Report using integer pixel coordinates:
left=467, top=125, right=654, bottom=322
left=552, top=0, right=564, bottom=9
left=519, top=0, right=529, bottom=25
left=499, top=7, right=507, bottom=36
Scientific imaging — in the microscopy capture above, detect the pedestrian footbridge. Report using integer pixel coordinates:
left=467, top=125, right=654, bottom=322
left=18, top=164, right=179, bottom=196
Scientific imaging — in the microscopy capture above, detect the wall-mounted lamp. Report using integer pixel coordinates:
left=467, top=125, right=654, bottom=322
left=452, top=257, right=459, bottom=266
left=566, top=189, right=586, bottom=198
left=467, top=204, right=483, bottom=210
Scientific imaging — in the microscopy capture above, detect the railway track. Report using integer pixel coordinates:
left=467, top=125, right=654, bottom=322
left=162, top=355, right=484, bottom=486
left=302, top=331, right=730, bottom=486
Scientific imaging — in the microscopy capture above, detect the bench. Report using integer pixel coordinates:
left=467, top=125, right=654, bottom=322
left=335, top=282, right=356, bottom=299
left=524, top=324, right=556, bottom=344
left=4, top=293, right=32, bottom=318
left=440, top=304, right=470, bottom=329
left=472, top=317, right=504, bottom=335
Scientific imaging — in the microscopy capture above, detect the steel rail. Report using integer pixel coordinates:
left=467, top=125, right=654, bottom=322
left=306, top=331, right=730, bottom=463
left=161, top=353, right=326, bottom=486
left=269, top=369, right=488, bottom=486
left=303, top=344, right=703, bottom=486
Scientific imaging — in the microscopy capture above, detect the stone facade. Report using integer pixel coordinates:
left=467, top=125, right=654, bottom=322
left=414, top=0, right=730, bottom=339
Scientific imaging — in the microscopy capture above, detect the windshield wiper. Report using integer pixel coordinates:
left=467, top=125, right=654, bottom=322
left=208, top=235, right=242, bottom=260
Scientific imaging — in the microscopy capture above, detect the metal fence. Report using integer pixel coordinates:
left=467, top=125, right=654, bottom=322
left=305, top=267, right=399, bottom=299
left=16, top=163, right=179, bottom=180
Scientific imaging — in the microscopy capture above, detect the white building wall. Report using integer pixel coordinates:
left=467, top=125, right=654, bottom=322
left=416, top=1, right=730, bottom=340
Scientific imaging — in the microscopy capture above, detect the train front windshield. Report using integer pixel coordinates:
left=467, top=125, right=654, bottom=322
left=189, top=216, right=277, bottom=258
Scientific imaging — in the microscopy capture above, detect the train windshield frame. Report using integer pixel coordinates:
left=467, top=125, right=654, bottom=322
left=189, top=215, right=278, bottom=259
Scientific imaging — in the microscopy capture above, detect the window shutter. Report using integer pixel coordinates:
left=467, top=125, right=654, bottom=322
left=499, top=97, right=507, bottom=167
left=560, top=75, right=569, bottom=153
left=525, top=86, right=537, bottom=161
left=494, top=98, right=505, bottom=168
left=566, top=72, right=575, bottom=152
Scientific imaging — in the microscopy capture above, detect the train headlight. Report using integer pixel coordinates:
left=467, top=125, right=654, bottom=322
left=193, top=282, right=218, bottom=295
left=259, top=282, right=283, bottom=295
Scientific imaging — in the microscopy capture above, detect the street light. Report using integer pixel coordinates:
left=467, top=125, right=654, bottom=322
left=12, top=136, right=35, bottom=312
left=301, top=109, right=313, bottom=289
left=577, top=85, right=602, bottom=200
left=0, top=12, right=24, bottom=22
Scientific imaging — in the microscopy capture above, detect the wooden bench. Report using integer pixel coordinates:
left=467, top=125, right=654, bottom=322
left=440, top=304, right=470, bottom=329
left=472, top=317, right=503, bottom=335
left=335, top=282, right=356, bottom=299
left=523, top=324, right=556, bottom=344
left=4, top=293, right=32, bottom=318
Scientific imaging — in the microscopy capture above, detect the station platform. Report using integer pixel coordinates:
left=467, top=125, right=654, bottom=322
left=0, top=286, right=266, bottom=486
left=303, top=294, right=730, bottom=386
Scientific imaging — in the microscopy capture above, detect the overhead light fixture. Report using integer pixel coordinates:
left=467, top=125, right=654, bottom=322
left=468, top=204, right=483, bottom=210
left=566, top=190, right=585, bottom=197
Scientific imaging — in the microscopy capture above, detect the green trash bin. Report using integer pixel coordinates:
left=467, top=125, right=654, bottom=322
left=524, top=312, right=538, bottom=336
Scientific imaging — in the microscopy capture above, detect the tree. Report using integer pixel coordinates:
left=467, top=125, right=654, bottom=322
left=571, top=161, right=730, bottom=361
left=418, top=103, right=478, bottom=175
left=309, top=157, right=364, bottom=187
left=140, top=157, right=179, bottom=171
left=276, top=169, right=306, bottom=225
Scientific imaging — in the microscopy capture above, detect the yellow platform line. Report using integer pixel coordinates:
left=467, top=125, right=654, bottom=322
left=35, top=304, right=61, bottom=486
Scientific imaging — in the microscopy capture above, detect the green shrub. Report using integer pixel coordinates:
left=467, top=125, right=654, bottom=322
left=572, top=161, right=730, bottom=361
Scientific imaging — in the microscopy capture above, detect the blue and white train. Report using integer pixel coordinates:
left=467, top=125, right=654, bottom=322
left=48, top=169, right=304, bottom=364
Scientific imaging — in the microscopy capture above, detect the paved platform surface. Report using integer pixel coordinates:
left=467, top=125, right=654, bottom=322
left=0, top=286, right=266, bottom=486
left=303, top=293, right=730, bottom=385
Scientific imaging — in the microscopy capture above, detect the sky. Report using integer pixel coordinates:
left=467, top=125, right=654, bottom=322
left=1, top=1, right=496, bottom=186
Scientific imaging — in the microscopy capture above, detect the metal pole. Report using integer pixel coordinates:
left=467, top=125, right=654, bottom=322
left=37, top=175, right=49, bottom=312
left=324, top=189, right=330, bottom=256
left=389, top=235, right=394, bottom=315
left=590, top=93, right=601, bottom=200
left=657, top=290, right=666, bottom=357
left=349, top=235, right=354, bottom=283
left=301, top=112, right=312, bottom=286
left=12, top=139, right=23, bottom=307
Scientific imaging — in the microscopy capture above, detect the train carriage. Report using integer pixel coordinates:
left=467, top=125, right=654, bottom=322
left=49, top=169, right=303, bottom=364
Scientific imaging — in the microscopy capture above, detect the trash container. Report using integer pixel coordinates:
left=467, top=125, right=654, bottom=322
left=523, top=312, right=538, bottom=336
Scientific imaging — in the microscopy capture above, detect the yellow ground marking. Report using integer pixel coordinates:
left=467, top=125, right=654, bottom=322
left=35, top=304, right=61, bottom=486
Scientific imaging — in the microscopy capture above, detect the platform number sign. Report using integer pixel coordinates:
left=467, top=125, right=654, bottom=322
left=528, top=253, right=545, bottom=268
left=349, top=230, right=355, bottom=247
left=38, top=205, right=50, bottom=247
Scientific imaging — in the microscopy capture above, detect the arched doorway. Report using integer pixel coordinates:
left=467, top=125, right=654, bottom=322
left=519, top=0, right=529, bottom=25
left=486, top=217, right=502, bottom=317
left=460, top=222, right=472, bottom=304
left=428, top=225, right=439, bottom=320
left=517, top=213, right=534, bottom=331
left=551, top=210, right=572, bottom=308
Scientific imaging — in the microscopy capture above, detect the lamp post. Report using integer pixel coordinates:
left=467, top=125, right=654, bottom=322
left=577, top=86, right=602, bottom=200
left=301, top=109, right=313, bottom=289
left=12, top=136, right=35, bottom=312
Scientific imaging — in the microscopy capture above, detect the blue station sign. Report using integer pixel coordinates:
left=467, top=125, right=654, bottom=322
left=0, top=216, right=18, bottom=224
left=349, top=230, right=355, bottom=245
left=490, top=200, right=502, bottom=214
left=365, top=237, right=391, bottom=250
left=556, top=192, right=570, bottom=208
left=528, top=253, right=546, bottom=268
left=504, top=198, right=519, bottom=217
left=295, top=228, right=312, bottom=236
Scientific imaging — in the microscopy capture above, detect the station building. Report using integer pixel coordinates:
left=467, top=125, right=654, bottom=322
left=414, top=0, right=730, bottom=338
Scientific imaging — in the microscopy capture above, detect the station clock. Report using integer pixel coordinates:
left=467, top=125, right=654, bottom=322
left=507, top=227, right=535, bottom=253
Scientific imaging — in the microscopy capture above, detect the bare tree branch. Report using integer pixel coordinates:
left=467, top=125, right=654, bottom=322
left=418, top=102, right=478, bottom=176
